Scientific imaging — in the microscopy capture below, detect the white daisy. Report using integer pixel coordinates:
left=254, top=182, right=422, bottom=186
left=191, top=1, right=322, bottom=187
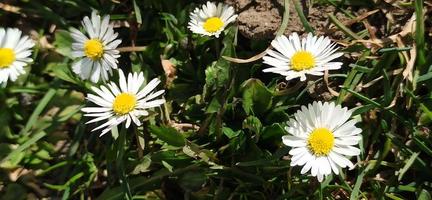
left=263, top=33, right=343, bottom=81
left=282, top=101, right=362, bottom=182
left=82, top=70, right=166, bottom=136
left=70, top=10, right=121, bottom=83
left=188, top=1, right=238, bottom=38
left=0, top=28, right=34, bottom=85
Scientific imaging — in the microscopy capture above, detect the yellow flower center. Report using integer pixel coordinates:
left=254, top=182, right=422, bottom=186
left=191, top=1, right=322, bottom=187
left=0, top=48, right=16, bottom=68
left=290, top=51, right=315, bottom=71
left=84, top=39, right=104, bottom=60
left=112, top=93, right=137, bottom=115
left=307, top=128, right=334, bottom=156
left=203, top=17, right=224, bottom=33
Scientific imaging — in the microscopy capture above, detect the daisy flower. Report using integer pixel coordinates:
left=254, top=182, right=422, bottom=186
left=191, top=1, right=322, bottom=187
left=263, top=33, right=343, bottom=81
left=188, top=1, right=238, bottom=38
left=70, top=10, right=121, bottom=83
left=82, top=70, right=166, bottom=136
left=0, top=28, right=34, bottom=85
left=282, top=101, right=362, bottom=182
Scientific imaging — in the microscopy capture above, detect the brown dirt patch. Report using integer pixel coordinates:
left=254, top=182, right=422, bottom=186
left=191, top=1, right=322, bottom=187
left=225, top=0, right=352, bottom=39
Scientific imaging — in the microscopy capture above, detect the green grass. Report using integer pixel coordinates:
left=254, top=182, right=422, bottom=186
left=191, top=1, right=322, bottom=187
left=0, top=0, right=431, bottom=199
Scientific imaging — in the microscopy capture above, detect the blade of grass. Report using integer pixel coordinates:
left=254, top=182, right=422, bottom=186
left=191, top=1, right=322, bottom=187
left=1, top=131, right=46, bottom=162
left=414, top=0, right=426, bottom=70
left=397, top=152, right=420, bottom=181
left=328, top=14, right=362, bottom=40
left=97, top=164, right=201, bottom=200
left=276, top=0, right=290, bottom=37
left=413, top=136, right=432, bottom=157
left=349, top=64, right=372, bottom=73
left=350, top=164, right=373, bottom=199
left=20, top=88, right=57, bottom=136
left=324, top=0, right=355, bottom=18
left=132, top=0, right=142, bottom=24
left=292, top=0, right=314, bottom=33
left=378, top=47, right=412, bottom=53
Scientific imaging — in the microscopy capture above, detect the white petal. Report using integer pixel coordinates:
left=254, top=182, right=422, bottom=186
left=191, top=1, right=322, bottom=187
left=136, top=78, right=161, bottom=99
left=82, top=107, right=112, bottom=113
left=333, top=146, right=361, bottom=156
left=329, top=152, right=354, bottom=169
left=140, top=99, right=166, bottom=109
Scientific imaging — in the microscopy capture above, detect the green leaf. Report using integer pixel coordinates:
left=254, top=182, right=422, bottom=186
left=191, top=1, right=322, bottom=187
left=242, top=116, right=262, bottom=135
left=205, top=61, right=229, bottom=88
left=53, top=30, right=73, bottom=58
left=46, top=63, right=80, bottom=85
left=241, top=78, right=273, bottom=115
left=131, top=156, right=151, bottom=174
left=222, top=127, right=240, bottom=139
left=418, top=189, right=432, bottom=200
left=161, top=160, right=173, bottom=172
left=206, top=97, right=221, bottom=114
left=261, top=123, right=286, bottom=141
left=149, top=125, right=185, bottom=147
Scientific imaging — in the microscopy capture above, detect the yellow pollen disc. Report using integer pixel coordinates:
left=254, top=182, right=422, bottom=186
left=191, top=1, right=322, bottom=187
left=84, top=39, right=104, bottom=60
left=112, top=93, right=137, bottom=115
left=0, top=48, right=16, bottom=68
left=307, top=128, right=334, bottom=156
left=290, top=51, right=315, bottom=71
left=203, top=17, right=224, bottom=33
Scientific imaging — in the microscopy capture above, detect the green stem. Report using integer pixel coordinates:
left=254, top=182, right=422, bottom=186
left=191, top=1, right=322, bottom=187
left=414, top=0, right=426, bottom=70
left=116, top=126, right=133, bottom=199
left=319, top=182, right=323, bottom=200
left=293, top=0, right=314, bottom=33
left=275, top=0, right=290, bottom=36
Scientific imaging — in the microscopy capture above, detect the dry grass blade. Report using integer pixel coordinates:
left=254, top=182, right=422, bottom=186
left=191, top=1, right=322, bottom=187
left=0, top=2, right=21, bottom=14
left=353, top=13, right=416, bottom=47
left=222, top=48, right=269, bottom=64
left=117, top=46, right=147, bottom=52
left=402, top=41, right=416, bottom=81
left=361, top=68, right=403, bottom=89
left=343, top=9, right=380, bottom=27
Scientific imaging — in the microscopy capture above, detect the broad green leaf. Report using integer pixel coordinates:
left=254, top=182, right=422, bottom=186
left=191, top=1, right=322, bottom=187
left=131, top=156, right=151, bottom=174
left=418, top=189, right=432, bottom=200
left=206, top=97, right=221, bottom=114
left=222, top=127, right=240, bottom=139
left=205, top=61, right=229, bottom=88
left=53, top=30, right=73, bottom=58
left=241, top=78, right=273, bottom=115
left=242, top=116, right=262, bottom=135
left=149, top=125, right=185, bottom=147
left=46, top=63, right=80, bottom=85
left=261, top=123, right=286, bottom=141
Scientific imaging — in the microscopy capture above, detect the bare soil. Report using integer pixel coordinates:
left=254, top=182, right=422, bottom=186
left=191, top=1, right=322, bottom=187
left=225, top=0, right=353, bottom=39
left=223, top=0, right=413, bottom=40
